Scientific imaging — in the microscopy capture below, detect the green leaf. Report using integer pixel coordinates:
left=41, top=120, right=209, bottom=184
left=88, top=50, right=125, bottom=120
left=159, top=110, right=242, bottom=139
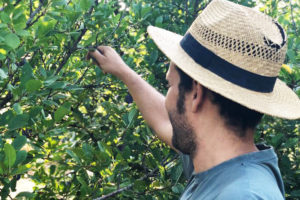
left=141, top=4, right=152, bottom=18
left=0, top=24, right=7, bottom=29
left=12, top=7, right=24, bottom=21
left=48, top=81, right=67, bottom=89
left=20, top=63, right=33, bottom=88
left=44, top=76, right=59, bottom=86
left=97, top=141, right=106, bottom=153
left=128, top=108, right=138, bottom=126
left=0, top=68, right=8, bottom=79
left=155, top=16, right=163, bottom=27
left=12, top=136, right=27, bottom=151
left=17, top=30, right=30, bottom=37
left=50, top=165, right=56, bottom=174
left=54, top=103, right=71, bottom=122
left=13, top=103, right=23, bottom=115
left=172, top=184, right=184, bottom=194
left=25, top=79, right=43, bottom=92
left=4, top=33, right=20, bottom=49
left=13, top=165, right=29, bottom=175
left=66, top=149, right=81, bottom=164
left=0, top=12, right=10, bottom=23
left=29, top=106, right=42, bottom=118
left=77, top=176, right=90, bottom=194
left=171, top=164, right=183, bottom=181
left=82, top=143, right=93, bottom=160
left=287, top=49, right=295, bottom=62
left=0, top=152, right=4, bottom=162
left=290, top=190, right=300, bottom=197
left=4, top=143, right=16, bottom=169
left=150, top=50, right=158, bottom=64
left=14, top=150, right=27, bottom=166
left=16, top=192, right=34, bottom=199
left=8, top=114, right=29, bottom=130
left=0, top=110, right=13, bottom=126
left=79, top=0, right=93, bottom=11
left=0, top=54, right=5, bottom=60
left=133, top=180, right=145, bottom=190
left=0, top=137, right=3, bottom=148
left=52, top=0, right=67, bottom=6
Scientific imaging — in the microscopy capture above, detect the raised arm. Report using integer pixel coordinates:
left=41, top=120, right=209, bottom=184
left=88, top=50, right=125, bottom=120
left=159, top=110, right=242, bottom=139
left=88, top=46, right=174, bottom=148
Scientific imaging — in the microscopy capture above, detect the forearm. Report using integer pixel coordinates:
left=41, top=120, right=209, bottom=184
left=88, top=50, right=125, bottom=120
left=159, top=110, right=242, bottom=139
left=118, top=66, right=173, bottom=147
left=88, top=46, right=173, bottom=147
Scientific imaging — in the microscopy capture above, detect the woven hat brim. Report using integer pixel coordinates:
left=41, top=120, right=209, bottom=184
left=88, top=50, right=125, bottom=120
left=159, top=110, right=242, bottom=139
left=147, top=26, right=300, bottom=119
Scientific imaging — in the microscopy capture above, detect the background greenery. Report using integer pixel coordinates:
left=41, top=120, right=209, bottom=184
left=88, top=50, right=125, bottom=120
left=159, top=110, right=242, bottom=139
left=0, top=0, right=299, bottom=199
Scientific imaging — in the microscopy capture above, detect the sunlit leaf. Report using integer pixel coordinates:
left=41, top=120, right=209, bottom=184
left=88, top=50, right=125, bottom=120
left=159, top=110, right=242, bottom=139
left=4, top=144, right=16, bottom=169
left=12, top=136, right=27, bottom=151
left=25, top=79, right=43, bottom=92
left=4, top=33, right=20, bottom=49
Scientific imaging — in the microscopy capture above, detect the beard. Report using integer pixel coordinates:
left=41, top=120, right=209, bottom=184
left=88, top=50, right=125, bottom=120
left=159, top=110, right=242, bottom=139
left=169, top=110, right=197, bottom=157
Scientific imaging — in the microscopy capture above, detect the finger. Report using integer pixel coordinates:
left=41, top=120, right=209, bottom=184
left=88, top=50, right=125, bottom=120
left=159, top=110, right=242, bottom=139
left=96, top=46, right=107, bottom=55
left=86, top=52, right=91, bottom=60
left=89, top=50, right=105, bottom=65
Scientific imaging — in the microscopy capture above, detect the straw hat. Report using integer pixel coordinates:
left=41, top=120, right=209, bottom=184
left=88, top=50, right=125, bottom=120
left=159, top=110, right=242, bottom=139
left=147, top=0, right=300, bottom=119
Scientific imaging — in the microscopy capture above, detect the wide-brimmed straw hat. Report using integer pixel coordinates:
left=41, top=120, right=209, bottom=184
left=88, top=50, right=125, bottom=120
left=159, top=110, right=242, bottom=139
left=147, top=0, right=300, bottom=119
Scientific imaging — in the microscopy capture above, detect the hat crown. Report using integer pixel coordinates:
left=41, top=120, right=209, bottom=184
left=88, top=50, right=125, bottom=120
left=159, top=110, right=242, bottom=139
left=188, top=0, right=287, bottom=77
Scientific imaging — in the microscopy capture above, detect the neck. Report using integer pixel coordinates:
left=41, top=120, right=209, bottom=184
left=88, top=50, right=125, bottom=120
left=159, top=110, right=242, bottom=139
left=191, top=122, right=258, bottom=173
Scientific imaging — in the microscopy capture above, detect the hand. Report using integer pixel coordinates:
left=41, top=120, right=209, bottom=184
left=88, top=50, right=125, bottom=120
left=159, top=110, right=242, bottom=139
left=87, top=46, right=129, bottom=78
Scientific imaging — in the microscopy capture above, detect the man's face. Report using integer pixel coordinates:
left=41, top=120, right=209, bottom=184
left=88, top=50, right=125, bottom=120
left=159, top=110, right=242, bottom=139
left=165, top=63, right=197, bottom=156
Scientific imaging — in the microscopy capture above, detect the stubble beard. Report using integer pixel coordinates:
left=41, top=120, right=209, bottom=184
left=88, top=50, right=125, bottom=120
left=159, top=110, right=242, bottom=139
left=169, top=111, right=197, bottom=157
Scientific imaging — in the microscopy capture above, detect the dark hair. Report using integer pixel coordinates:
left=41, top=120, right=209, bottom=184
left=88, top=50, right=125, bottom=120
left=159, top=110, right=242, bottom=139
left=175, top=66, right=263, bottom=137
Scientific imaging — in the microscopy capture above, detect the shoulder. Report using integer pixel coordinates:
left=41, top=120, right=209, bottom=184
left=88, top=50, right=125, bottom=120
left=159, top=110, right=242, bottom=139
left=214, top=185, right=284, bottom=200
left=214, top=164, right=285, bottom=200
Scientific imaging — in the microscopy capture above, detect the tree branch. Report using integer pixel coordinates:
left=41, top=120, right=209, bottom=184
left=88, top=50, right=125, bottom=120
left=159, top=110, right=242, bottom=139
left=25, top=0, right=46, bottom=30
left=55, top=28, right=87, bottom=75
left=289, top=1, right=298, bottom=36
left=185, top=0, right=189, bottom=20
left=0, top=55, right=29, bottom=108
left=30, top=0, right=33, bottom=16
left=75, top=67, right=89, bottom=84
left=93, top=155, right=179, bottom=200
left=55, top=3, right=96, bottom=75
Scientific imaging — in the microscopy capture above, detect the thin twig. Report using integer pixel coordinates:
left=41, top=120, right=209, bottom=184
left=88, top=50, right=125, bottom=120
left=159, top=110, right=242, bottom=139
left=75, top=67, right=89, bottom=84
left=27, top=8, right=47, bottom=29
left=25, top=0, right=44, bottom=29
left=55, top=3, right=96, bottom=75
left=93, top=155, right=179, bottom=200
left=30, top=0, right=33, bottom=16
left=185, top=0, right=189, bottom=20
left=289, top=1, right=298, bottom=36
left=55, top=28, right=88, bottom=75
left=101, top=8, right=126, bottom=45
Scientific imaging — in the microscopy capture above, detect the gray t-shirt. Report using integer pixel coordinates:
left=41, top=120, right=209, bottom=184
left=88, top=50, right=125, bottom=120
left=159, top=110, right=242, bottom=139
left=180, top=144, right=285, bottom=199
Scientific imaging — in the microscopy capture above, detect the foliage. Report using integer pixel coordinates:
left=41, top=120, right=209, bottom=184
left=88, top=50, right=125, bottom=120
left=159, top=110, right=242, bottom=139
left=0, top=0, right=299, bottom=199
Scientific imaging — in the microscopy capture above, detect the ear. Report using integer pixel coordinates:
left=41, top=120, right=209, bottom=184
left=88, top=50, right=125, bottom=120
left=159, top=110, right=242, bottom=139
left=191, top=81, right=204, bottom=113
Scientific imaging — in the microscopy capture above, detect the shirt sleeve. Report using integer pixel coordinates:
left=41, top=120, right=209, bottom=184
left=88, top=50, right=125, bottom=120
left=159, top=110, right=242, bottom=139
left=180, top=153, right=194, bottom=180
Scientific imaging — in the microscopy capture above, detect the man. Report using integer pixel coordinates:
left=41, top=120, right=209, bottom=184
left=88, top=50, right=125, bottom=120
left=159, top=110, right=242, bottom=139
left=88, top=0, right=300, bottom=199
